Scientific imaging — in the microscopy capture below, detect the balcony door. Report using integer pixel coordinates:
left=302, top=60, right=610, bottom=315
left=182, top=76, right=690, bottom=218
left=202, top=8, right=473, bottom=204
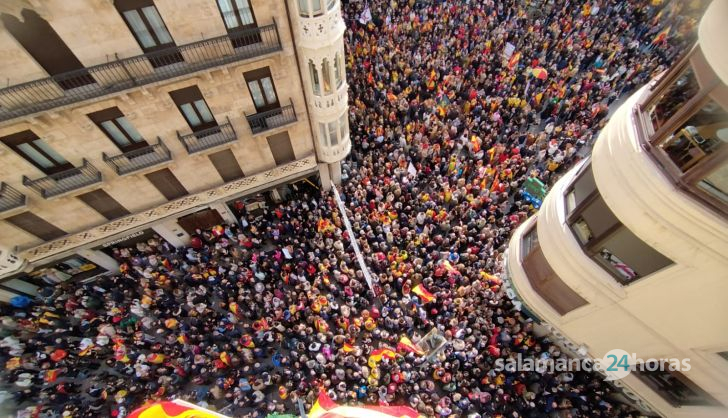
left=216, top=0, right=260, bottom=47
left=115, top=0, right=183, bottom=67
left=244, top=68, right=279, bottom=113
left=1, top=130, right=73, bottom=175
left=169, top=86, right=218, bottom=134
left=0, top=10, right=94, bottom=90
left=88, top=107, right=148, bottom=152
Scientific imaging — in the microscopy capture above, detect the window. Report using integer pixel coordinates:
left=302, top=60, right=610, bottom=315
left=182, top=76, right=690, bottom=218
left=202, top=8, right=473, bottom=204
left=169, top=86, right=217, bottom=132
left=297, top=0, right=309, bottom=17
left=145, top=168, right=188, bottom=201
left=1, top=131, right=73, bottom=175
left=77, top=189, right=130, bottom=221
left=659, top=99, right=728, bottom=172
left=521, top=221, right=588, bottom=315
left=328, top=121, right=338, bottom=146
left=312, top=0, right=323, bottom=16
left=88, top=107, right=147, bottom=152
left=217, top=0, right=255, bottom=31
left=697, top=159, right=728, bottom=203
left=339, top=113, right=348, bottom=143
left=521, top=224, right=539, bottom=260
left=244, top=68, right=279, bottom=112
left=322, top=58, right=332, bottom=94
left=327, top=0, right=337, bottom=10
left=319, top=122, right=328, bottom=146
left=647, top=65, right=699, bottom=132
left=208, top=149, right=244, bottom=182
left=334, top=52, right=343, bottom=88
left=566, top=163, right=673, bottom=284
left=267, top=132, right=296, bottom=165
left=309, top=61, right=321, bottom=95
left=634, top=363, right=722, bottom=407
left=0, top=10, right=94, bottom=90
left=5, top=212, right=66, bottom=241
left=115, top=0, right=182, bottom=67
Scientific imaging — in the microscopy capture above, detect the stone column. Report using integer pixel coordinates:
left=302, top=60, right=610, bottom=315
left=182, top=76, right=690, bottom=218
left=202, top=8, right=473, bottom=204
left=208, top=201, right=238, bottom=226
left=329, top=160, right=342, bottom=185
left=152, top=219, right=190, bottom=248
left=318, top=162, right=332, bottom=191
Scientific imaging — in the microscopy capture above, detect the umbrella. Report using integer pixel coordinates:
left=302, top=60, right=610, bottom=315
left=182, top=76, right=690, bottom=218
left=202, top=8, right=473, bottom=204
left=531, top=67, right=548, bottom=80
left=9, top=296, right=31, bottom=308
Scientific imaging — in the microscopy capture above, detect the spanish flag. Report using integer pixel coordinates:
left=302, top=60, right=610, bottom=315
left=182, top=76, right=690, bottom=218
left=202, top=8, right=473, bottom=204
left=147, top=353, right=165, bottom=364
left=442, top=260, right=459, bottom=275
left=397, top=336, right=424, bottom=356
left=129, top=400, right=229, bottom=418
left=229, top=302, right=241, bottom=317
left=308, top=390, right=420, bottom=418
left=651, top=26, right=670, bottom=45
left=508, top=51, right=521, bottom=70
left=220, top=352, right=231, bottom=366
left=369, top=347, right=398, bottom=365
left=412, top=283, right=435, bottom=303
left=342, top=343, right=355, bottom=353
left=45, top=369, right=60, bottom=383
left=240, top=335, right=255, bottom=349
left=177, top=334, right=190, bottom=345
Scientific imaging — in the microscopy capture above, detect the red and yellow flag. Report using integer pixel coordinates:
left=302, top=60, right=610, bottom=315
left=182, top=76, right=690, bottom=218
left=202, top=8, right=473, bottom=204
left=342, top=343, right=355, bottom=353
left=129, top=400, right=228, bottom=418
left=177, top=334, right=190, bottom=345
left=229, top=302, right=241, bottom=317
left=309, top=390, right=421, bottom=418
left=397, top=336, right=424, bottom=355
left=412, top=283, right=435, bottom=303
left=220, top=352, right=231, bottom=366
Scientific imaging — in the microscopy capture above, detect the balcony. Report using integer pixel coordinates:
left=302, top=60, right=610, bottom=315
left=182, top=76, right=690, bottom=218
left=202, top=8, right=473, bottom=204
left=22, top=159, right=102, bottom=199
left=245, top=102, right=297, bottom=135
left=0, top=23, right=282, bottom=123
left=103, top=138, right=172, bottom=176
left=177, top=119, right=237, bottom=154
left=0, top=182, right=26, bottom=213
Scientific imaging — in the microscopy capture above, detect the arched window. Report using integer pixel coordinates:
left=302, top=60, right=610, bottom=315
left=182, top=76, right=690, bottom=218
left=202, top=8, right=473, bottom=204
left=297, top=0, right=308, bottom=17
left=322, top=58, right=332, bottom=94
left=318, top=122, right=328, bottom=146
left=309, top=60, right=321, bottom=95
left=334, top=53, right=343, bottom=88
left=312, top=0, right=323, bottom=16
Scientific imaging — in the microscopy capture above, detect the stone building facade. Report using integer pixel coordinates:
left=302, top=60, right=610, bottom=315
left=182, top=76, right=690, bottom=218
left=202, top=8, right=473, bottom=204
left=0, top=0, right=350, bottom=300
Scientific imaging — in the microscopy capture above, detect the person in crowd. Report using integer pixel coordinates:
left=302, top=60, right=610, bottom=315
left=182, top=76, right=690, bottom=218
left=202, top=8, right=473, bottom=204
left=1, top=0, right=703, bottom=417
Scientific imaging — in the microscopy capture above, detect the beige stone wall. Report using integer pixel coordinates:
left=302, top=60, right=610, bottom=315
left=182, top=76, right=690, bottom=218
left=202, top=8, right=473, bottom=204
left=0, top=0, right=315, bottom=252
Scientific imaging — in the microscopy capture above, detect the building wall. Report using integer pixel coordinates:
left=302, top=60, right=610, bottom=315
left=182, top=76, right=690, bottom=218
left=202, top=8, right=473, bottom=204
left=506, top=85, right=728, bottom=417
left=0, top=0, right=318, bottom=255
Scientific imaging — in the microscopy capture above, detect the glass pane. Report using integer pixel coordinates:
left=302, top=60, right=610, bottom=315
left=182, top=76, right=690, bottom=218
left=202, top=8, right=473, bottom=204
left=319, top=122, right=327, bottom=146
left=123, top=10, right=156, bottom=48
left=217, top=0, right=239, bottom=29
left=595, top=227, right=672, bottom=284
left=327, top=0, right=336, bottom=10
left=116, top=117, right=144, bottom=142
left=309, top=61, right=320, bottom=95
left=312, top=0, right=322, bottom=15
left=298, top=0, right=308, bottom=17
left=334, top=53, right=342, bottom=87
left=194, top=100, right=215, bottom=123
left=698, top=159, right=728, bottom=203
left=567, top=165, right=596, bottom=213
left=261, top=77, right=277, bottom=105
left=339, top=113, right=346, bottom=143
left=660, top=100, right=728, bottom=172
left=248, top=81, right=265, bottom=108
left=328, top=122, right=338, bottom=146
left=648, top=66, right=699, bottom=132
left=180, top=103, right=202, bottom=126
left=33, top=139, right=67, bottom=164
left=235, top=0, right=254, bottom=25
left=571, top=195, right=619, bottom=245
left=322, top=59, right=332, bottom=94
left=142, top=6, right=173, bottom=45
left=101, top=120, right=132, bottom=146
left=521, top=225, right=539, bottom=259
left=17, top=143, right=55, bottom=169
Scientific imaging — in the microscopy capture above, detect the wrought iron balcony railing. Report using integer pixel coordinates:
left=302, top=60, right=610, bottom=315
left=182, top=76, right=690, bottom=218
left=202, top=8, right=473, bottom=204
left=22, top=159, right=102, bottom=199
left=0, top=23, right=282, bottom=122
left=245, top=101, right=297, bottom=135
left=0, top=182, right=26, bottom=213
left=103, top=138, right=172, bottom=176
left=177, top=118, right=237, bottom=154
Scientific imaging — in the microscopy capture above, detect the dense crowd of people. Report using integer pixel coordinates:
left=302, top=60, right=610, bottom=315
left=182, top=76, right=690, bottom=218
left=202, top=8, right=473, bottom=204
left=0, top=0, right=705, bottom=417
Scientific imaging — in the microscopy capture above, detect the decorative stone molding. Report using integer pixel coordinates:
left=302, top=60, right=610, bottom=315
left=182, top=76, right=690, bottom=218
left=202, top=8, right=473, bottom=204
left=20, top=155, right=317, bottom=263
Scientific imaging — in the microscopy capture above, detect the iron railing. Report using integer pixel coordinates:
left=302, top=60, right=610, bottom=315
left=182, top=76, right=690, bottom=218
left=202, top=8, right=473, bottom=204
left=103, top=138, right=172, bottom=176
left=0, top=23, right=282, bottom=122
left=177, top=118, right=237, bottom=154
left=0, top=182, right=26, bottom=213
left=23, top=159, right=102, bottom=199
left=245, top=101, right=297, bottom=135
